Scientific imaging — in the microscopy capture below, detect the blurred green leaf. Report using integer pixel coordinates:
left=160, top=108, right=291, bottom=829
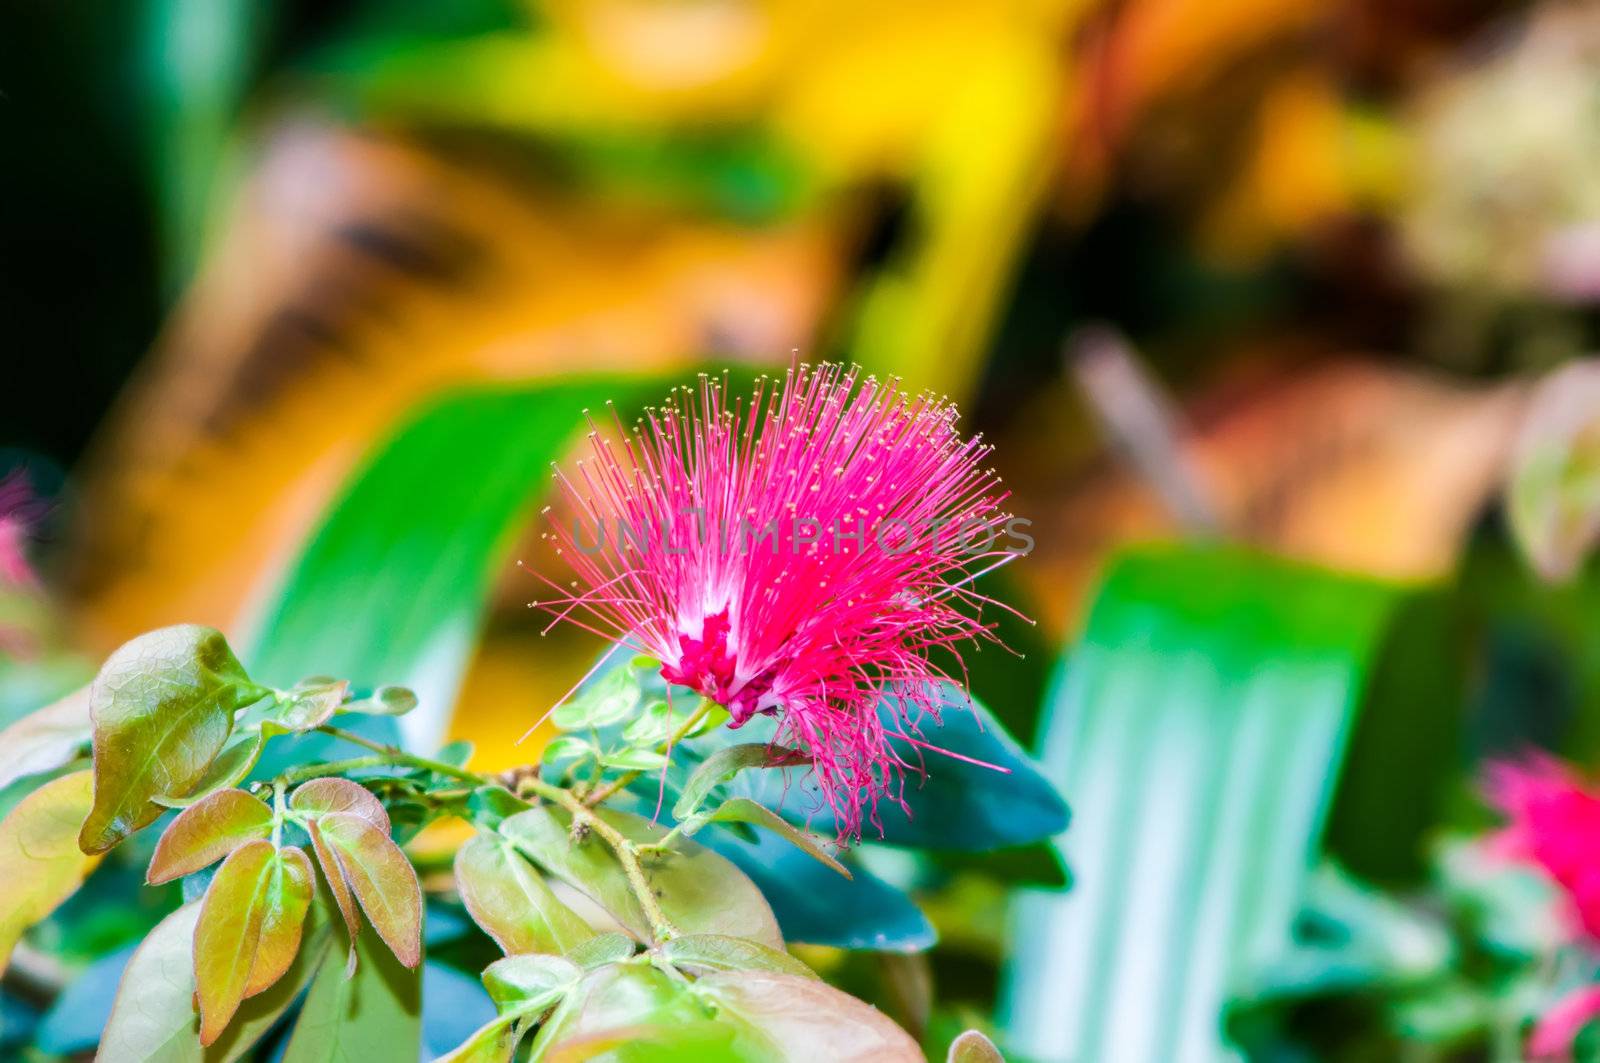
left=1003, top=546, right=1400, bottom=1062
left=0, top=770, right=95, bottom=971
left=245, top=381, right=662, bottom=755
left=0, top=685, right=90, bottom=791
left=553, top=665, right=641, bottom=731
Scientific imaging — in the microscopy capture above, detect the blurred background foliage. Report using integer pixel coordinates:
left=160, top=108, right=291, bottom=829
left=6, top=0, right=1600, bottom=1059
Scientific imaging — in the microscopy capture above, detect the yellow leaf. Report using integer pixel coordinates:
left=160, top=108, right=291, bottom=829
left=0, top=770, right=97, bottom=973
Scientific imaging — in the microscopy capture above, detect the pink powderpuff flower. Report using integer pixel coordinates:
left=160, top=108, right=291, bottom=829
left=530, top=363, right=1020, bottom=839
left=1484, top=754, right=1600, bottom=941
left=1529, top=985, right=1600, bottom=1060
left=0, top=469, right=39, bottom=588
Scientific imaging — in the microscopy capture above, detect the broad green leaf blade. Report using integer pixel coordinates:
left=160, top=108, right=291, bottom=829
left=1001, top=546, right=1399, bottom=1063
left=455, top=832, right=594, bottom=955
left=0, top=769, right=96, bottom=972
left=500, top=806, right=782, bottom=948
left=694, top=797, right=850, bottom=879
left=244, top=381, right=662, bottom=752
left=147, top=788, right=273, bottom=884
left=98, top=899, right=333, bottom=1062
left=282, top=919, right=423, bottom=1063
left=0, top=684, right=90, bottom=791
left=316, top=812, right=423, bottom=968
left=80, top=625, right=262, bottom=853
left=661, top=934, right=817, bottom=979
left=693, top=970, right=924, bottom=1061
left=154, top=731, right=267, bottom=808
left=195, top=840, right=275, bottom=1044
left=567, top=932, right=637, bottom=968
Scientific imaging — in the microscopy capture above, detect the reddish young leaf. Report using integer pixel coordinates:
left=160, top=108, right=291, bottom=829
left=243, top=846, right=315, bottom=997
left=194, top=839, right=275, bottom=1045
left=454, top=833, right=592, bottom=956
left=307, top=818, right=362, bottom=975
left=316, top=812, right=422, bottom=968
left=291, top=778, right=389, bottom=831
left=147, top=788, right=273, bottom=885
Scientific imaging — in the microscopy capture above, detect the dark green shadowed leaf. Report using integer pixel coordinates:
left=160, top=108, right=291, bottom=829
left=244, top=381, right=664, bottom=754
left=80, top=625, right=265, bottom=853
left=1001, top=546, right=1400, bottom=1063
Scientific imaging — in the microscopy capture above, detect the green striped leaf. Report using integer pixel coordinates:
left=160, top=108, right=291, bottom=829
left=1002, top=546, right=1400, bottom=1062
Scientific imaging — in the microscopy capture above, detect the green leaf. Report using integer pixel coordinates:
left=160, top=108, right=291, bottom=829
left=99, top=899, right=333, bottom=1062
left=455, top=832, right=594, bottom=955
left=481, top=953, right=582, bottom=1012
left=0, top=769, right=95, bottom=972
left=661, top=934, right=817, bottom=979
left=600, top=748, right=669, bottom=771
left=432, top=1016, right=519, bottom=1063
left=689, top=797, right=849, bottom=879
left=500, top=806, right=782, bottom=948
left=526, top=962, right=724, bottom=1061
left=621, top=700, right=674, bottom=745
left=566, top=932, right=638, bottom=968
left=541, top=735, right=595, bottom=767
left=947, top=1029, right=1006, bottom=1062
left=673, top=744, right=806, bottom=820
left=282, top=918, right=423, bottom=1063
left=553, top=666, right=641, bottom=731
left=154, top=731, right=268, bottom=808
left=148, top=788, right=273, bottom=884
left=315, top=811, right=423, bottom=967
left=244, top=381, right=664, bottom=752
left=194, top=840, right=276, bottom=1044
left=0, top=684, right=90, bottom=791
left=1001, top=546, right=1400, bottom=1063
left=691, top=970, right=923, bottom=1061
left=79, top=625, right=264, bottom=854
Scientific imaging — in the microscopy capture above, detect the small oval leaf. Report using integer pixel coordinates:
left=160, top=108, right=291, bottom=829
left=291, top=777, right=390, bottom=831
left=948, top=1029, right=1006, bottom=1062
left=79, top=625, right=262, bottom=854
left=317, top=812, right=423, bottom=968
left=278, top=679, right=350, bottom=732
left=455, top=833, right=593, bottom=956
left=147, top=788, right=273, bottom=885
left=695, top=797, right=851, bottom=879
left=0, top=770, right=96, bottom=972
left=481, top=953, right=581, bottom=1012
left=552, top=667, right=640, bottom=731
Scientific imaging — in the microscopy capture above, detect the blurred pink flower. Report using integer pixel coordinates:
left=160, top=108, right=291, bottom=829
left=534, top=363, right=1016, bottom=838
left=1485, top=755, right=1600, bottom=940
left=1529, top=986, right=1600, bottom=1060
left=0, top=470, right=38, bottom=588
